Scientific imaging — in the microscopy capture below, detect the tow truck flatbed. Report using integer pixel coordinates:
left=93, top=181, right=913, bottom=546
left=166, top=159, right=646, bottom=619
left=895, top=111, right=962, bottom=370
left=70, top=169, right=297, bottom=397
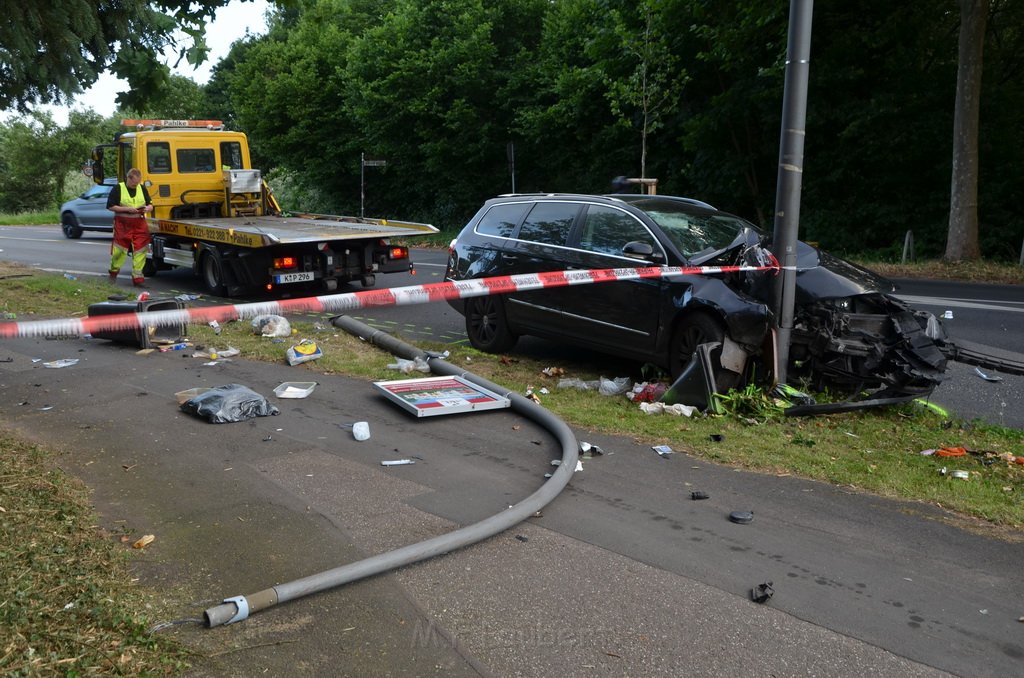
left=156, top=213, right=438, bottom=249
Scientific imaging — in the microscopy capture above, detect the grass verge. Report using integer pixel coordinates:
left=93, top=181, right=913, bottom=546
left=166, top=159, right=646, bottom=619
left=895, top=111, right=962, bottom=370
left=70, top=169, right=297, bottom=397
left=0, top=431, right=191, bottom=675
left=0, top=211, right=58, bottom=227
left=855, top=258, right=1023, bottom=285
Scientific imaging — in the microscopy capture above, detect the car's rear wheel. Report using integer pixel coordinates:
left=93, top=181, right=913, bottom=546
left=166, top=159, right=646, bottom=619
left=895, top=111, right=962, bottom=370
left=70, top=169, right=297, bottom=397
left=61, top=213, right=83, bottom=239
left=669, top=313, right=732, bottom=386
left=465, top=296, right=518, bottom=353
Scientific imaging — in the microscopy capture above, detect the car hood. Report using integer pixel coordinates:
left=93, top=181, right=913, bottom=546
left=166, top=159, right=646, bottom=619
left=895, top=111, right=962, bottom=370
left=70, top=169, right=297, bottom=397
left=794, top=243, right=895, bottom=300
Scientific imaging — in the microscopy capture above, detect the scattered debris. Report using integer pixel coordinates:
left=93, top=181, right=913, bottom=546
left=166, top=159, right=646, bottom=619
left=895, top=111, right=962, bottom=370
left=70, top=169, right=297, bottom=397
left=579, top=442, right=604, bottom=458
left=557, top=378, right=600, bottom=391
left=286, top=339, right=322, bottom=366
left=942, top=310, right=953, bottom=319
left=934, top=447, right=967, bottom=457
left=381, top=459, right=415, bottom=466
left=751, top=581, right=774, bottom=604
left=639, top=402, right=696, bottom=417
left=950, top=470, right=970, bottom=480
left=541, top=366, right=565, bottom=377
left=515, top=534, right=528, bottom=542
left=179, top=384, right=280, bottom=423
left=42, top=358, right=79, bottom=368
left=158, top=342, right=190, bottom=352
left=132, top=534, right=155, bottom=549
left=208, top=320, right=222, bottom=335
left=709, top=434, right=725, bottom=443
left=652, top=445, right=673, bottom=458
left=974, top=367, right=1003, bottom=382
left=628, top=381, right=668, bottom=403
left=273, top=382, right=317, bottom=399
left=729, top=510, right=754, bottom=524
left=387, top=356, right=430, bottom=373
left=252, top=314, right=292, bottom=337
left=352, top=421, right=370, bottom=441
left=691, top=491, right=710, bottom=500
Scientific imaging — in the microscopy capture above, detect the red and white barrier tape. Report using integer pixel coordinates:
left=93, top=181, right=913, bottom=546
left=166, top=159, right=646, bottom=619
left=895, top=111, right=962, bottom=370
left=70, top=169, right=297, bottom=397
left=0, top=261, right=778, bottom=340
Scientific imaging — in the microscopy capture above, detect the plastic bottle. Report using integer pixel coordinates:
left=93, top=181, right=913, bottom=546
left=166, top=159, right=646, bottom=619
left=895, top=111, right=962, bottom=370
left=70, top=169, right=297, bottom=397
left=352, top=421, right=370, bottom=441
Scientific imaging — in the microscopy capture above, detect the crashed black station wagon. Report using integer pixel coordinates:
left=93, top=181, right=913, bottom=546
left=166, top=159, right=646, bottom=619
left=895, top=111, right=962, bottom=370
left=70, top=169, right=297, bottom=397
left=445, top=193, right=952, bottom=400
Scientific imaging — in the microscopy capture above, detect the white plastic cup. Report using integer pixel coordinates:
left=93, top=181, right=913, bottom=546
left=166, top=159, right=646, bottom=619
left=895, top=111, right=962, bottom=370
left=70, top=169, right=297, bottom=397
left=352, top=421, right=370, bottom=441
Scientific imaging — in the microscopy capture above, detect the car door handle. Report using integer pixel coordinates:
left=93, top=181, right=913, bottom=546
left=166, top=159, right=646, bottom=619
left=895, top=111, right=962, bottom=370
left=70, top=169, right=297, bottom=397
left=500, top=253, right=519, bottom=263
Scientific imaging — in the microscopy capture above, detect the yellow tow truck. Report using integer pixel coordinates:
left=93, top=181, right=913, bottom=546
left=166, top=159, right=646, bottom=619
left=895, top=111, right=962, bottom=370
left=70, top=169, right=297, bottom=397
left=90, top=119, right=437, bottom=296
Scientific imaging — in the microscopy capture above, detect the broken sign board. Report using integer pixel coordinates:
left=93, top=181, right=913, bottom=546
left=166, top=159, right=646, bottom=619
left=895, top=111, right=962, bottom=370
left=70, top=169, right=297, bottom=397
left=374, top=375, right=511, bottom=418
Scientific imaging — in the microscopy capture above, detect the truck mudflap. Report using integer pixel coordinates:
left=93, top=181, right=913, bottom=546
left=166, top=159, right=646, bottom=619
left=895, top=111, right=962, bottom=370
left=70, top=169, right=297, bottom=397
left=939, top=339, right=1024, bottom=377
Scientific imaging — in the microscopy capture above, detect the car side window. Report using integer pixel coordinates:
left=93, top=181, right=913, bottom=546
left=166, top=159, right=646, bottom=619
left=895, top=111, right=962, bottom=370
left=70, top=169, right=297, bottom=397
left=475, top=203, right=530, bottom=238
left=176, top=148, right=217, bottom=173
left=578, top=205, right=660, bottom=257
left=85, top=185, right=110, bottom=199
left=517, top=202, right=579, bottom=246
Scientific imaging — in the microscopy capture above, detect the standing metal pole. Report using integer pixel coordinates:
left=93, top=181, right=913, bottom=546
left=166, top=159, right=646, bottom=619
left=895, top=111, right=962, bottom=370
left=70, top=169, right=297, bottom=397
left=771, top=0, right=814, bottom=386
left=360, top=152, right=365, bottom=218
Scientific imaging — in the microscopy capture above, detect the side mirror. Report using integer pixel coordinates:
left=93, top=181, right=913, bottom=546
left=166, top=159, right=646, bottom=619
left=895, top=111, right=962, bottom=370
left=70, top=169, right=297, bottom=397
left=622, top=241, right=663, bottom=263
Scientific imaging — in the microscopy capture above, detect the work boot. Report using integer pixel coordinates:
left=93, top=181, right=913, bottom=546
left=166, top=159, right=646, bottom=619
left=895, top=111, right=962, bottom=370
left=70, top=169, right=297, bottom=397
left=108, top=270, right=118, bottom=283
left=132, top=277, right=146, bottom=287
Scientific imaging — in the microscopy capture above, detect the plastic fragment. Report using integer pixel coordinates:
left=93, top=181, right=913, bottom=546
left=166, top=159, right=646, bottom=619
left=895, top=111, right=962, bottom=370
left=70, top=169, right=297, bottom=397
left=974, top=367, right=1003, bottom=382
left=132, top=534, right=155, bottom=549
left=652, top=445, right=673, bottom=458
left=387, top=356, right=430, bottom=373
left=751, top=581, right=774, bottom=604
left=381, top=459, right=415, bottom=466
left=42, top=358, right=79, bottom=368
left=950, top=470, right=970, bottom=480
left=252, top=314, right=291, bottom=337
left=691, top=491, right=710, bottom=500
left=729, top=510, right=754, bottom=524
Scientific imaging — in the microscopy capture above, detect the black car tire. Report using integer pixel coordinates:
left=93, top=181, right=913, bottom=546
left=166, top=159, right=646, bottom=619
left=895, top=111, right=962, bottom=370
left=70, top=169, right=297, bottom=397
left=670, top=312, right=728, bottom=382
left=61, top=213, right=83, bottom=239
left=465, top=296, right=518, bottom=353
left=200, top=251, right=228, bottom=296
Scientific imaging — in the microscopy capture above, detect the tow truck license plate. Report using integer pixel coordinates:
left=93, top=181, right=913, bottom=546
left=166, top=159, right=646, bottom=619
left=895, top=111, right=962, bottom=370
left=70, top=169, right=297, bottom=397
left=274, top=271, right=315, bottom=284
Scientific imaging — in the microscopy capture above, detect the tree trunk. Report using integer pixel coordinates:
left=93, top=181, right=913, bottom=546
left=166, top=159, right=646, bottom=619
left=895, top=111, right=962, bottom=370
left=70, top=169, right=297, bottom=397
left=945, top=0, right=988, bottom=262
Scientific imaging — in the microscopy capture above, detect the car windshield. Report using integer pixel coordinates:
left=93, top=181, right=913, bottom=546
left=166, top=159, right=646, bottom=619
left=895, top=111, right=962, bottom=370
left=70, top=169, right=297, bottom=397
left=631, top=198, right=751, bottom=259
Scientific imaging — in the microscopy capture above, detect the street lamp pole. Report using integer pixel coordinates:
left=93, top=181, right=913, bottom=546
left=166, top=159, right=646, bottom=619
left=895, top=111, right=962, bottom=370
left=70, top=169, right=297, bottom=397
left=771, top=0, right=814, bottom=386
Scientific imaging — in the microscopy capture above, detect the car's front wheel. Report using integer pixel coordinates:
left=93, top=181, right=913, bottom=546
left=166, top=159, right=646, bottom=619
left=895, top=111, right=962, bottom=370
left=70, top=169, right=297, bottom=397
left=669, top=312, right=732, bottom=385
left=61, top=213, right=83, bottom=239
left=465, top=296, right=518, bottom=353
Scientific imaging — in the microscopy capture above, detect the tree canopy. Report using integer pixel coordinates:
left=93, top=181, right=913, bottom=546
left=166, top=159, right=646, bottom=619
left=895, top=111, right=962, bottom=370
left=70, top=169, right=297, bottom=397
left=4, top=0, right=1022, bottom=261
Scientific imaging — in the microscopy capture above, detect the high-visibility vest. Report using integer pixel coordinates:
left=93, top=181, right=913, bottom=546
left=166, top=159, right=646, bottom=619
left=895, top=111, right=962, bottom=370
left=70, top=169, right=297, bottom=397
left=119, top=182, right=146, bottom=210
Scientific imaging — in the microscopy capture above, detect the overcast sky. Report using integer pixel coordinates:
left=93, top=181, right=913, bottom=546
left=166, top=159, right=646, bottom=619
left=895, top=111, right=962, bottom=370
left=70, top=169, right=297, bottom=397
left=37, top=0, right=269, bottom=125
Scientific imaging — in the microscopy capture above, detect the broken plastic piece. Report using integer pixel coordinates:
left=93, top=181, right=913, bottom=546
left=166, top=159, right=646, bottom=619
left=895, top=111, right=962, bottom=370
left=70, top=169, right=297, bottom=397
left=42, top=358, right=79, bottom=368
left=652, top=445, right=673, bottom=458
left=381, top=459, right=415, bottom=466
left=387, top=356, right=430, bottom=373
left=751, top=581, right=774, bottom=604
left=691, top=491, right=710, bottom=500
left=729, top=510, right=754, bottom=524
left=132, top=534, right=155, bottom=549
left=274, top=382, right=317, bottom=399
left=974, top=367, right=1003, bottom=382
left=951, top=470, right=970, bottom=480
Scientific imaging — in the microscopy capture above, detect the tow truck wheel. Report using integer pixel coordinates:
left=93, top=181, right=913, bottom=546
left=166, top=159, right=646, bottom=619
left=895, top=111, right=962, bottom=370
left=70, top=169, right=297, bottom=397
left=200, top=251, right=227, bottom=296
left=360, top=274, right=376, bottom=288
